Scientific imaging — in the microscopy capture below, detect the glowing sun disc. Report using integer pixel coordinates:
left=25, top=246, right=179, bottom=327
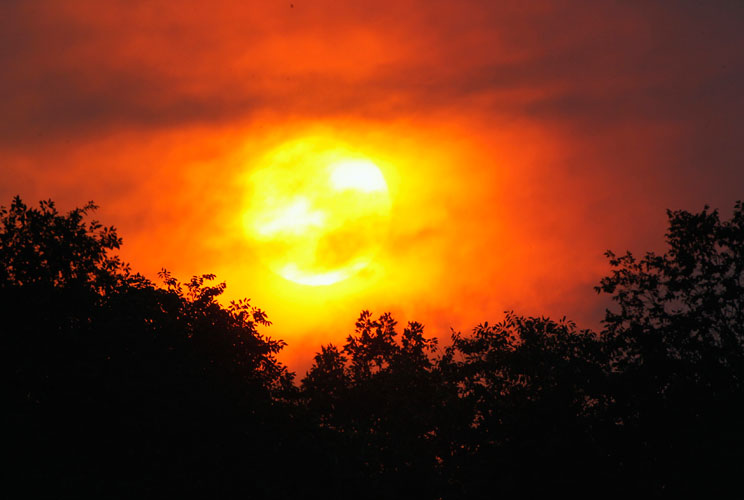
left=329, top=159, right=388, bottom=193
left=244, top=139, right=392, bottom=286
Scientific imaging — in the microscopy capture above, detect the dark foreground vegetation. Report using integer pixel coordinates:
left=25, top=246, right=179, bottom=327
left=4, top=196, right=744, bottom=497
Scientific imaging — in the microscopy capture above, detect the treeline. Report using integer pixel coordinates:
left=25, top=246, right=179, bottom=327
left=3, top=196, right=744, bottom=497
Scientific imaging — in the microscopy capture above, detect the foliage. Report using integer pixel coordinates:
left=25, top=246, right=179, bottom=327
left=301, top=311, right=448, bottom=498
left=595, top=202, right=744, bottom=494
left=0, top=196, right=129, bottom=291
left=2, top=197, right=296, bottom=497
left=440, top=314, right=609, bottom=494
left=598, top=203, right=744, bottom=377
left=4, top=195, right=744, bottom=497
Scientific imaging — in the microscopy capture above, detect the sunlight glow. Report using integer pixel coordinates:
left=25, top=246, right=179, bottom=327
left=330, top=159, right=388, bottom=193
left=253, top=197, right=325, bottom=237
left=244, top=137, right=392, bottom=287
left=279, top=263, right=350, bottom=287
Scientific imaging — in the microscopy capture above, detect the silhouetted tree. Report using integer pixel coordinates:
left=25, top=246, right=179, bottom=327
left=436, top=313, right=610, bottom=496
left=596, top=202, right=744, bottom=494
left=0, top=197, right=128, bottom=291
left=302, top=311, right=451, bottom=498
left=300, top=201, right=744, bottom=497
left=6, top=195, right=744, bottom=497
left=1, top=197, right=298, bottom=498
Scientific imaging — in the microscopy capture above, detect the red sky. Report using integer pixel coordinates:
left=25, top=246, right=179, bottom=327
left=2, top=0, right=743, bottom=373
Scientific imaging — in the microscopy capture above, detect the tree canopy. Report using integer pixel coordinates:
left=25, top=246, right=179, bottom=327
left=4, top=196, right=743, bottom=497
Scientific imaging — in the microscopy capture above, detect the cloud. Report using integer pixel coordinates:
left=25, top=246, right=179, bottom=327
left=2, top=0, right=740, bottom=142
left=1, top=0, right=743, bottom=372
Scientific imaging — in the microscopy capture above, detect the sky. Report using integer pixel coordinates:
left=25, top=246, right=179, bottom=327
left=2, top=0, right=743, bottom=373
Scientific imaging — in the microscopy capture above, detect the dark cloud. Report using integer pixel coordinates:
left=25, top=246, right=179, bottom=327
left=2, top=1, right=742, bottom=144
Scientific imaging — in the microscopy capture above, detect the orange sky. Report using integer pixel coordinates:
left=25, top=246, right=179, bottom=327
left=2, top=0, right=743, bottom=373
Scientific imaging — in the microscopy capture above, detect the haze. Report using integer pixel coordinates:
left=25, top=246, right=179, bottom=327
left=1, top=0, right=742, bottom=371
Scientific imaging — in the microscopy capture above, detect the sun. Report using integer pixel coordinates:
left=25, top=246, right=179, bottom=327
left=244, top=138, right=392, bottom=286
